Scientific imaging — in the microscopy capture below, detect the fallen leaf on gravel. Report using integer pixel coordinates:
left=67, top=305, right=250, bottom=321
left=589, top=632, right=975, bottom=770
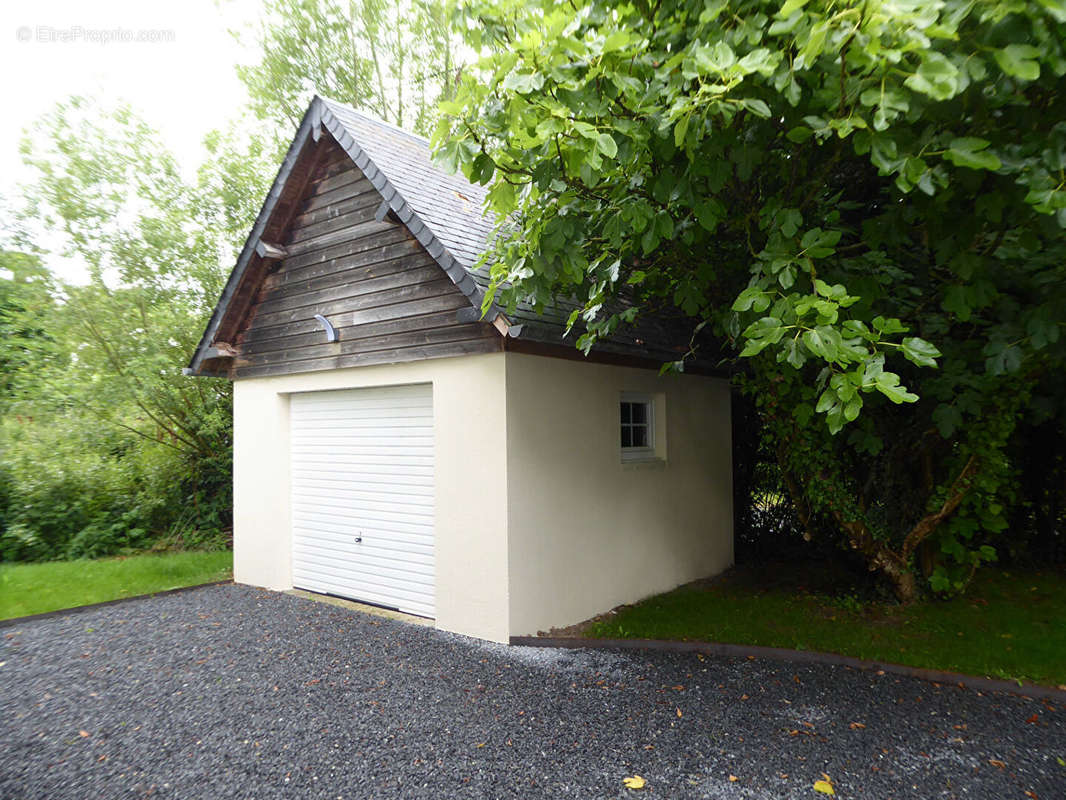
left=813, top=778, right=835, bottom=795
left=728, top=775, right=739, bottom=782
left=849, top=722, right=866, bottom=729
left=1026, top=714, right=1039, bottom=724
left=78, top=731, right=90, bottom=738
left=676, top=708, right=682, bottom=718
left=989, top=759, right=1006, bottom=769
left=1057, top=757, right=1065, bottom=767
left=1024, top=791, right=1038, bottom=799
left=741, top=694, right=749, bottom=700
left=623, top=775, right=646, bottom=790
left=475, top=743, right=485, bottom=749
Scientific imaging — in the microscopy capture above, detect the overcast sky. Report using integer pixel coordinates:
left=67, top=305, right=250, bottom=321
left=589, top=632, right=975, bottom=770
left=1, top=0, right=263, bottom=277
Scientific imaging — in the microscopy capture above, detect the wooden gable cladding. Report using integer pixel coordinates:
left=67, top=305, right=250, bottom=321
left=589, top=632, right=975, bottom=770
left=229, top=139, right=499, bottom=379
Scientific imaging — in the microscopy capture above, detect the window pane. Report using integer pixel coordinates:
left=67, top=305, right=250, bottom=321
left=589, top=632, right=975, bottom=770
left=631, top=425, right=648, bottom=448
left=631, top=403, right=647, bottom=424
left=621, top=426, right=632, bottom=448
left=621, top=402, right=631, bottom=424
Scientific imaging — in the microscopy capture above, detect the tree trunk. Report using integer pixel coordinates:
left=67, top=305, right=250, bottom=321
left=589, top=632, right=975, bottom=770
left=879, top=551, right=918, bottom=604
left=777, top=435, right=979, bottom=603
left=830, top=510, right=919, bottom=603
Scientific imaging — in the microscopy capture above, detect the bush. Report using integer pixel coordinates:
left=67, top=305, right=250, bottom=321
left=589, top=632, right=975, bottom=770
left=0, top=394, right=232, bottom=562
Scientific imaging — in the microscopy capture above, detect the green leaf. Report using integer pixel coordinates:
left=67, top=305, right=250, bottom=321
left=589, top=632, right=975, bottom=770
left=933, top=404, right=962, bottom=438
left=803, top=327, right=839, bottom=361
left=797, top=21, right=829, bottom=68
left=942, top=285, right=972, bottom=320
left=901, top=337, right=941, bottom=368
left=674, top=114, right=690, bottom=148
left=875, top=371, right=918, bottom=404
left=816, top=388, right=836, bottom=413
left=501, top=71, right=544, bottom=94
left=732, top=287, right=763, bottom=312
left=984, top=340, right=1023, bottom=375
left=694, top=198, right=720, bottom=231
left=904, top=52, right=960, bottom=100
left=692, top=41, right=736, bottom=74
left=597, top=133, right=618, bottom=159
left=776, top=0, right=809, bottom=17
left=738, top=48, right=777, bottom=77
left=993, top=44, right=1041, bottom=81
left=872, top=316, right=907, bottom=335
left=945, top=138, right=1001, bottom=171
left=741, top=98, right=772, bottom=118
left=602, top=30, right=630, bottom=53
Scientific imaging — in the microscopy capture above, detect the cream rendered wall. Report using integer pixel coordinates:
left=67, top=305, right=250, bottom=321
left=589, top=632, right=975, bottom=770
left=232, top=352, right=510, bottom=643
left=504, top=352, right=733, bottom=636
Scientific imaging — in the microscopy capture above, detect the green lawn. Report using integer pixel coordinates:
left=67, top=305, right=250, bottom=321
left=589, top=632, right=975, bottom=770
left=0, top=550, right=233, bottom=620
left=585, top=566, right=1066, bottom=687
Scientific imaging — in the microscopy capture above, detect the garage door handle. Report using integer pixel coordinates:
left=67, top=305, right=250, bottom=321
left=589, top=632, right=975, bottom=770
left=354, top=535, right=363, bottom=543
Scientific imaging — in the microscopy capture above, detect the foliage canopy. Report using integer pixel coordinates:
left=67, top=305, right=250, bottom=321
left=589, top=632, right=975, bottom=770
left=237, top=0, right=460, bottom=136
left=438, top=0, right=1066, bottom=598
left=0, top=99, right=274, bottom=561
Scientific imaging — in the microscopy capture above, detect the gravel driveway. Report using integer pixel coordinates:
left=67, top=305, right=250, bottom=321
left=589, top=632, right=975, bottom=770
left=2, top=584, right=1063, bottom=799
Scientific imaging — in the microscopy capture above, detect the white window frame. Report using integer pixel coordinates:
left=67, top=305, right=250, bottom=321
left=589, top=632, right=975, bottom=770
left=620, top=393, right=655, bottom=462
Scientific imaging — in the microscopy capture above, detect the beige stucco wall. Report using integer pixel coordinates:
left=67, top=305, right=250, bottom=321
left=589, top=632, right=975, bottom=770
left=232, top=352, right=511, bottom=643
left=503, top=352, right=733, bottom=636
left=232, top=349, right=732, bottom=643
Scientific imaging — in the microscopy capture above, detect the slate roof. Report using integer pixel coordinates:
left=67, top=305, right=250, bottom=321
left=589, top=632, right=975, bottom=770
left=318, top=97, right=698, bottom=363
left=189, top=96, right=699, bottom=375
left=320, top=99, right=494, bottom=281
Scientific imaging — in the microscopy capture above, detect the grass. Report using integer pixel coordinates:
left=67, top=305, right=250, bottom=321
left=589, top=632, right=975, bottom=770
left=585, top=565, right=1066, bottom=687
left=0, top=550, right=233, bottom=620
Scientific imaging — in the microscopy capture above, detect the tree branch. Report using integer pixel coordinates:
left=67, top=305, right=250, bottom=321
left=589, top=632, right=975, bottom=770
left=901, top=454, right=980, bottom=559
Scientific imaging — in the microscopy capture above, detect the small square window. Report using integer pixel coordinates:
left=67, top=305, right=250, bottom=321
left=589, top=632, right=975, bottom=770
left=620, top=395, right=654, bottom=461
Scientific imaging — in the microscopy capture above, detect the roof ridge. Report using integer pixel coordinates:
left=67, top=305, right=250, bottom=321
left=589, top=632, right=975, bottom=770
left=315, top=95, right=431, bottom=147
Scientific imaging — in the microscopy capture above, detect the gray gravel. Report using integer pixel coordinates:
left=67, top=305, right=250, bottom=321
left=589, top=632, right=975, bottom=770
left=1, top=584, right=1063, bottom=799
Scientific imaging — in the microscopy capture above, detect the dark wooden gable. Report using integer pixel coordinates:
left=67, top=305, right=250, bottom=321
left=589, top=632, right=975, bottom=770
left=222, top=137, right=499, bottom=379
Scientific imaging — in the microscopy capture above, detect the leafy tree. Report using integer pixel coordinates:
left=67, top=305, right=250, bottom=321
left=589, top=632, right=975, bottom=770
left=438, top=0, right=1066, bottom=600
left=0, top=251, right=57, bottom=410
left=237, top=0, right=459, bottom=136
left=0, top=98, right=272, bottom=560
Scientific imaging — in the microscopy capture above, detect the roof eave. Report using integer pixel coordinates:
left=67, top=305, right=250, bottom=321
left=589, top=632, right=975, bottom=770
left=187, top=103, right=323, bottom=376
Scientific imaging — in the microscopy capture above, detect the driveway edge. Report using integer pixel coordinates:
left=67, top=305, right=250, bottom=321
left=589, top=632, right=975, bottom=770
left=0, top=580, right=233, bottom=629
left=510, top=635, right=1066, bottom=703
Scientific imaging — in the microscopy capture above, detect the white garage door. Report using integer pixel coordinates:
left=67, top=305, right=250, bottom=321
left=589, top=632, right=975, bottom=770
left=290, top=384, right=435, bottom=617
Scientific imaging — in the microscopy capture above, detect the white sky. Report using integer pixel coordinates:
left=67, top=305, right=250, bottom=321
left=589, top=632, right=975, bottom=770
left=0, top=0, right=264, bottom=280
